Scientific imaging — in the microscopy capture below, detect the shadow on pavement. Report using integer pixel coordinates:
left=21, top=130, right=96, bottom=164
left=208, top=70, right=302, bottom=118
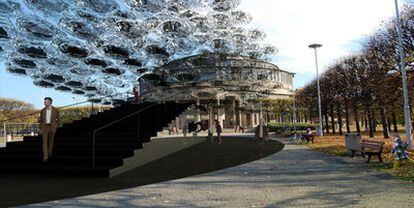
left=0, top=136, right=283, bottom=207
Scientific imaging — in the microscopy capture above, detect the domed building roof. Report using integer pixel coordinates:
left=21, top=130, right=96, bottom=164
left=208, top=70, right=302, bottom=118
left=139, top=53, right=294, bottom=103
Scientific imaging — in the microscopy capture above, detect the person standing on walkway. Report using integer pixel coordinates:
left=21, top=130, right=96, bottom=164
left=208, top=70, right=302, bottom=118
left=39, top=97, right=60, bottom=162
left=215, top=120, right=222, bottom=144
left=182, top=122, right=188, bottom=138
left=255, top=119, right=268, bottom=141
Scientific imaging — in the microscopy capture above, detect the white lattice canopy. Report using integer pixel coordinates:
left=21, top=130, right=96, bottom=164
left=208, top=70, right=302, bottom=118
left=0, top=0, right=278, bottom=104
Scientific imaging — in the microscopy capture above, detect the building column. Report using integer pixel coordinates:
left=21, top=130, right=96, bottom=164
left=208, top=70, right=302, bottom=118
left=195, top=109, right=201, bottom=122
left=259, top=100, right=263, bottom=122
left=216, top=96, right=224, bottom=128
left=218, top=107, right=225, bottom=128
left=175, top=118, right=180, bottom=134
left=232, top=100, right=237, bottom=128
left=238, top=110, right=242, bottom=127
left=195, top=99, right=201, bottom=122
left=238, top=101, right=242, bottom=127
left=250, top=112, right=255, bottom=128
left=208, top=105, right=213, bottom=132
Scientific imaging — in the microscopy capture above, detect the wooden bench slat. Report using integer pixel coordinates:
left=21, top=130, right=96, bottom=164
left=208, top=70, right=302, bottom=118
left=348, top=139, right=384, bottom=163
left=361, top=140, right=384, bottom=144
left=361, top=144, right=382, bottom=149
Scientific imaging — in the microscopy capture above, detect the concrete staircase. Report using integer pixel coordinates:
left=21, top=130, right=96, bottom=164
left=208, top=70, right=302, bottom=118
left=0, top=102, right=192, bottom=177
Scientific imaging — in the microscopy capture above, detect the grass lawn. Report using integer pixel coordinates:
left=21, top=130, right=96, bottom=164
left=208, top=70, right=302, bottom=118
left=305, top=127, right=414, bottom=182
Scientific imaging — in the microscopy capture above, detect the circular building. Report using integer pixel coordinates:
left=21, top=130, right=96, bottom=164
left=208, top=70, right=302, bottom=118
left=139, top=53, right=294, bottom=128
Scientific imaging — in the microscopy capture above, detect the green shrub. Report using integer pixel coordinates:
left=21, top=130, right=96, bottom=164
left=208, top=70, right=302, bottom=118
left=267, top=122, right=318, bottom=135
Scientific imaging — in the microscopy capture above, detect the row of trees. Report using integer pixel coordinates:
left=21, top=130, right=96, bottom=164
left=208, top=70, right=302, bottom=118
left=0, top=98, right=36, bottom=123
left=0, top=98, right=109, bottom=126
left=295, top=6, right=414, bottom=139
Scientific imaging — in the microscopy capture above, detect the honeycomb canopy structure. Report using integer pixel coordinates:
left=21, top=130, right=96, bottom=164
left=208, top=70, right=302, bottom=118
left=0, top=0, right=278, bottom=104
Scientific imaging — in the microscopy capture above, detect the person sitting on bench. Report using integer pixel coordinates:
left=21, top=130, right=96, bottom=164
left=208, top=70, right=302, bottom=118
left=302, top=127, right=315, bottom=143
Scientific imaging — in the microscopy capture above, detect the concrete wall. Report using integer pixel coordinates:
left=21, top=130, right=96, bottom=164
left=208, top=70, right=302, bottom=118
left=109, top=137, right=204, bottom=177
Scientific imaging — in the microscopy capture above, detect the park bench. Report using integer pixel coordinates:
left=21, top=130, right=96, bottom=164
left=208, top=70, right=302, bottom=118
left=360, top=139, right=384, bottom=163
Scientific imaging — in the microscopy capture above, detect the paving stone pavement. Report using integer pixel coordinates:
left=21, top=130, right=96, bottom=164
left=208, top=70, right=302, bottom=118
left=26, top=139, right=414, bottom=208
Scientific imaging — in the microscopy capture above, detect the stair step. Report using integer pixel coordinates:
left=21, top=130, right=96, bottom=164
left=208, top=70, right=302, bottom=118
left=5, top=141, right=143, bottom=149
left=0, top=164, right=114, bottom=177
left=0, top=147, right=137, bottom=157
left=0, top=102, right=191, bottom=177
left=0, top=155, right=124, bottom=166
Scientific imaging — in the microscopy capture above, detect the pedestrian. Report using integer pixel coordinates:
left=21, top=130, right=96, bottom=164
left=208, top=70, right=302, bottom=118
left=173, top=125, right=178, bottom=135
left=215, top=120, right=222, bottom=144
left=255, top=119, right=268, bottom=141
left=38, top=97, right=60, bottom=162
left=239, top=125, right=245, bottom=133
left=168, top=124, right=173, bottom=135
left=182, top=122, right=188, bottom=138
left=230, top=118, right=235, bottom=128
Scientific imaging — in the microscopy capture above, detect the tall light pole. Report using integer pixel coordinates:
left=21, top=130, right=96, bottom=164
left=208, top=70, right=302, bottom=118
left=394, top=0, right=412, bottom=148
left=309, top=44, right=323, bottom=137
left=291, top=73, right=297, bottom=133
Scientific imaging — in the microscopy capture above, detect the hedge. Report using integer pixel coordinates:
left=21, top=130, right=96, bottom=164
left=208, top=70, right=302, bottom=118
left=267, top=122, right=318, bottom=135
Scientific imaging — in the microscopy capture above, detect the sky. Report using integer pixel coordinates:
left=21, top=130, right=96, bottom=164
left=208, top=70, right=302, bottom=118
left=0, top=0, right=406, bottom=108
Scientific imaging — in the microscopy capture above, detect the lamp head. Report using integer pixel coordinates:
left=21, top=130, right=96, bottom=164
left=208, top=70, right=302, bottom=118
left=308, top=44, right=323, bottom=49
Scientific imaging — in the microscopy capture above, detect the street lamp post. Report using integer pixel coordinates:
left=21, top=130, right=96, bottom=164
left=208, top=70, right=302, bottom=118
left=291, top=73, right=297, bottom=133
left=309, top=44, right=323, bottom=137
left=394, top=0, right=412, bottom=148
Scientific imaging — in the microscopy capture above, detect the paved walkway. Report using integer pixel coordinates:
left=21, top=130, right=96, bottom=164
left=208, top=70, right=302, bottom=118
left=27, top=139, right=414, bottom=208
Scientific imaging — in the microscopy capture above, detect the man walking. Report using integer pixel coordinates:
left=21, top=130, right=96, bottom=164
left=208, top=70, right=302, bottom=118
left=39, top=97, right=60, bottom=162
left=215, top=120, right=222, bottom=144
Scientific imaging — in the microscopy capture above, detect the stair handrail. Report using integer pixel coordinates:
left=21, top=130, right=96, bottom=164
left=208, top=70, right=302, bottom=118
left=0, top=91, right=134, bottom=123
left=91, top=103, right=160, bottom=168
left=91, top=93, right=193, bottom=168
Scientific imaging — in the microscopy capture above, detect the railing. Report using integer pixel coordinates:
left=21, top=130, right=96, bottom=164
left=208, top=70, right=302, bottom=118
left=1, top=123, right=40, bottom=147
left=91, top=92, right=193, bottom=168
left=91, top=103, right=157, bottom=168
left=0, top=91, right=134, bottom=148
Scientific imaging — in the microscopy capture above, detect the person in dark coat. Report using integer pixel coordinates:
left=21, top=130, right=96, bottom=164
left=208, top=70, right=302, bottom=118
left=215, top=120, right=222, bottom=144
left=188, top=121, right=197, bottom=133
left=254, top=119, right=269, bottom=141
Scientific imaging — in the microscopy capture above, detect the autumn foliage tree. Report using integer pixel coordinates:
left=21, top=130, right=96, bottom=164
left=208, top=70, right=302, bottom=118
left=296, top=6, right=414, bottom=138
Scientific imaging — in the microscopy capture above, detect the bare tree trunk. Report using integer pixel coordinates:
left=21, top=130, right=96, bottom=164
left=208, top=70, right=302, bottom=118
left=338, top=105, right=343, bottom=135
left=392, top=110, right=398, bottom=133
left=345, top=103, right=351, bottom=133
left=361, top=114, right=365, bottom=127
left=364, top=116, right=368, bottom=132
left=387, top=115, right=392, bottom=132
left=266, top=111, right=270, bottom=123
left=367, top=105, right=374, bottom=138
left=372, top=108, right=377, bottom=133
left=380, top=104, right=390, bottom=138
left=330, top=107, right=336, bottom=134
left=353, top=105, right=361, bottom=133
left=324, top=112, right=330, bottom=134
